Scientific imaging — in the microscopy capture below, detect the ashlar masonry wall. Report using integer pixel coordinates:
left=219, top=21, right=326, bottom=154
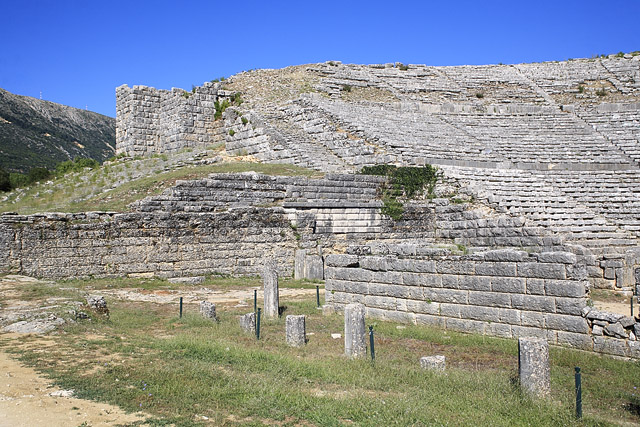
left=325, top=245, right=640, bottom=358
left=0, top=208, right=300, bottom=279
left=115, top=83, right=224, bottom=156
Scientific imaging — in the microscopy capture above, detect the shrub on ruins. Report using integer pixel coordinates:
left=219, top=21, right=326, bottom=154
left=0, top=167, right=10, bottom=192
left=360, top=164, right=440, bottom=220
left=214, top=99, right=230, bottom=120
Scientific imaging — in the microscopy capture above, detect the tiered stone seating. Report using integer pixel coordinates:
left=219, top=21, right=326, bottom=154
left=439, top=165, right=639, bottom=256
left=577, top=104, right=640, bottom=165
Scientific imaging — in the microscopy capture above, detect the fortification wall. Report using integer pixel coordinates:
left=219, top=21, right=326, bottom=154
left=115, top=83, right=223, bottom=156
left=0, top=209, right=300, bottom=279
left=325, top=244, right=640, bottom=359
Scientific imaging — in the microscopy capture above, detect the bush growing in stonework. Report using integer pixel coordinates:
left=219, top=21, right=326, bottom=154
left=360, top=164, right=440, bottom=220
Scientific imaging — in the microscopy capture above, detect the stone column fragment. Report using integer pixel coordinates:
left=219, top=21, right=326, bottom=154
left=263, top=259, right=279, bottom=318
left=240, top=312, right=256, bottom=333
left=286, top=315, right=306, bottom=347
left=200, top=301, right=217, bottom=321
left=344, top=303, right=366, bottom=358
left=294, top=250, right=306, bottom=280
left=420, top=355, right=446, bottom=371
left=518, top=337, right=550, bottom=397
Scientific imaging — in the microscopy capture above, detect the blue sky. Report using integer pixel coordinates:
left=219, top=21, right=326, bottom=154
left=1, top=0, right=639, bottom=118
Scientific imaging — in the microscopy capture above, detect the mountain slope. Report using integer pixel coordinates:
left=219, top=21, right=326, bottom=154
left=0, top=88, right=115, bottom=173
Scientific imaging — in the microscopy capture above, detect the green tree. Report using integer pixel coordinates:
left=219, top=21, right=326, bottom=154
left=0, top=167, right=11, bottom=192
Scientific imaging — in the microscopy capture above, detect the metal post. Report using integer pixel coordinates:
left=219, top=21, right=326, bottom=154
left=369, top=325, right=375, bottom=362
left=179, top=297, right=183, bottom=318
left=256, top=308, right=261, bottom=340
left=254, top=289, right=257, bottom=314
left=575, top=367, right=582, bottom=419
left=316, top=285, right=320, bottom=307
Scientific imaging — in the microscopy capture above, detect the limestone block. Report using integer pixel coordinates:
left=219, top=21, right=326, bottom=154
left=344, top=303, right=367, bottom=358
left=263, top=259, right=279, bottom=318
left=169, top=276, right=205, bottom=285
left=554, top=297, right=586, bottom=315
left=518, top=337, right=550, bottom=397
left=468, top=291, right=512, bottom=308
left=537, top=252, right=577, bottom=264
left=594, top=336, right=630, bottom=357
left=199, top=301, right=217, bottom=321
left=556, top=331, right=593, bottom=350
left=420, top=355, right=446, bottom=371
left=604, top=322, right=628, bottom=339
left=240, top=312, right=256, bottom=333
left=294, top=249, right=306, bottom=280
left=305, top=255, right=324, bottom=280
left=545, top=313, right=589, bottom=334
left=286, top=315, right=307, bottom=347
left=475, top=262, right=517, bottom=277
left=510, top=294, right=554, bottom=314
left=517, top=263, right=566, bottom=280
left=491, top=277, right=526, bottom=293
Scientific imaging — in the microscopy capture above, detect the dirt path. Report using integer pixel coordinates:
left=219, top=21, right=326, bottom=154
left=0, top=342, right=147, bottom=427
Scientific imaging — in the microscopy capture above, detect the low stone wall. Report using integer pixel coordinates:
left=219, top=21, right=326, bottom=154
left=0, top=209, right=299, bottom=279
left=325, top=244, right=640, bottom=358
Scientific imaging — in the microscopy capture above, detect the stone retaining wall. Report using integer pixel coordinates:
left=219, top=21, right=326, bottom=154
left=325, top=244, right=640, bottom=358
left=0, top=208, right=299, bottom=279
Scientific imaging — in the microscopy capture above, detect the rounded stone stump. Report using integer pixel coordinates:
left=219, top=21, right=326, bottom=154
left=344, top=303, right=366, bottom=358
left=199, top=301, right=217, bottom=321
left=518, top=337, right=550, bottom=397
left=263, top=260, right=279, bottom=318
left=420, top=355, right=446, bottom=372
left=240, top=312, right=256, bottom=333
left=286, top=315, right=306, bottom=347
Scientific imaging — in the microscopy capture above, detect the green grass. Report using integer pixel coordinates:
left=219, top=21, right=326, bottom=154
left=2, top=276, right=639, bottom=426
left=0, top=160, right=322, bottom=215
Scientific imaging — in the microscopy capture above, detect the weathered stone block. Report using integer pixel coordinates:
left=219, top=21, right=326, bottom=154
left=511, top=294, right=555, bottom=313
left=604, top=322, right=628, bottom=339
left=594, top=336, right=629, bottom=357
left=518, top=337, right=550, bottom=397
left=545, top=313, right=589, bottom=334
left=517, top=263, right=566, bottom=280
left=557, top=331, right=593, bottom=350
left=286, top=315, right=306, bottom=347
left=554, top=297, right=586, bottom=315
left=294, top=249, right=306, bottom=280
left=199, top=301, right=217, bottom=321
left=168, top=276, right=205, bottom=285
left=423, top=288, right=468, bottom=304
left=537, top=252, right=577, bottom=264
left=263, top=259, right=279, bottom=318
left=475, top=262, right=517, bottom=277
left=305, top=255, right=324, bottom=280
left=458, top=276, right=491, bottom=291
left=420, top=355, right=446, bottom=371
left=484, top=249, right=527, bottom=262
left=240, top=312, right=256, bottom=333
left=344, top=303, right=367, bottom=358
left=468, top=291, right=512, bottom=308
left=491, top=277, right=526, bottom=293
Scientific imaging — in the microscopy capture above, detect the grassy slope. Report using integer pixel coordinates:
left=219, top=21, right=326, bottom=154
left=2, top=276, right=639, bottom=426
left=0, top=154, right=322, bottom=214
